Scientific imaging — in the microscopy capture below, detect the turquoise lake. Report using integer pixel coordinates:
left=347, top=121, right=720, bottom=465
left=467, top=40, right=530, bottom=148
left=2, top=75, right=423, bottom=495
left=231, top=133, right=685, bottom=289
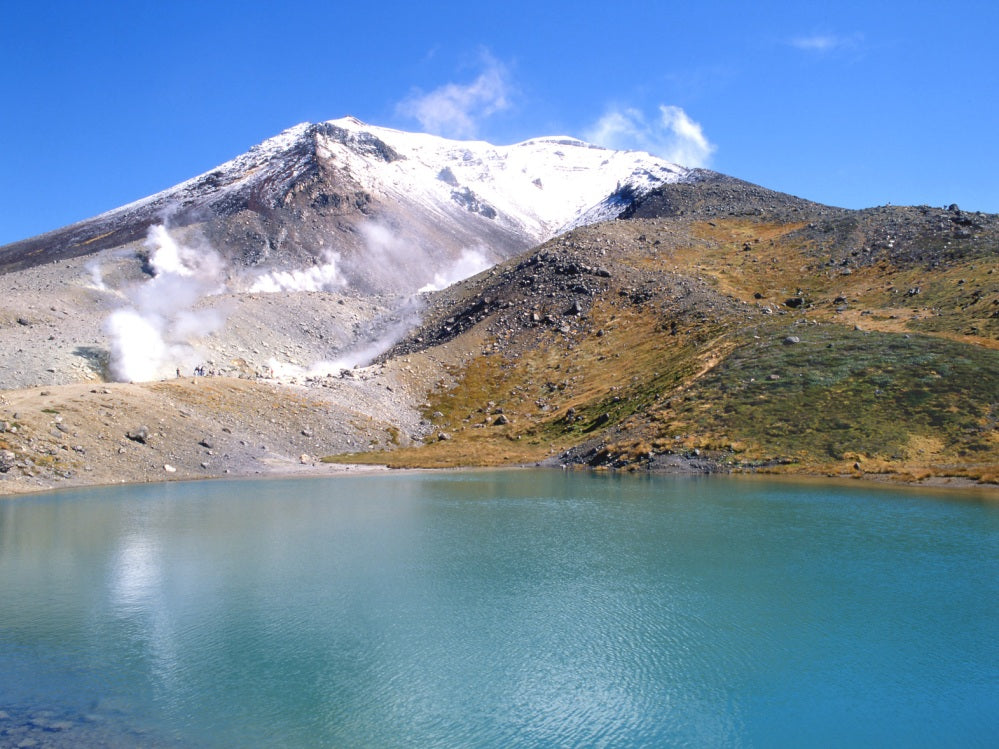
left=0, top=471, right=997, bottom=747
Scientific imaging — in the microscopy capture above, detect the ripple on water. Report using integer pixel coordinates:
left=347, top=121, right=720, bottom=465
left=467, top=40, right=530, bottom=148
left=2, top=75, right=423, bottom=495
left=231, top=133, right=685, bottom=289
left=1, top=473, right=996, bottom=748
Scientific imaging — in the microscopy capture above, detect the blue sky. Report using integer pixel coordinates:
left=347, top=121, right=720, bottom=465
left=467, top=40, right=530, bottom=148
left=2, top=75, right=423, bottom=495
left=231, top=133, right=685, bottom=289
left=2, top=0, right=997, bottom=245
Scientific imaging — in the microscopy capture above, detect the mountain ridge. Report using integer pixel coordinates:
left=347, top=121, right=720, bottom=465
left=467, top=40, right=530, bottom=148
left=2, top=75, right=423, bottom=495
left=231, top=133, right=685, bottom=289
left=0, top=118, right=689, bottom=281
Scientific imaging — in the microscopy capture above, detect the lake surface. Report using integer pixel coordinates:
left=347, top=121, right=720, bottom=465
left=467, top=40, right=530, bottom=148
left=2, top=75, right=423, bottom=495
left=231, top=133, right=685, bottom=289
left=0, top=471, right=996, bottom=747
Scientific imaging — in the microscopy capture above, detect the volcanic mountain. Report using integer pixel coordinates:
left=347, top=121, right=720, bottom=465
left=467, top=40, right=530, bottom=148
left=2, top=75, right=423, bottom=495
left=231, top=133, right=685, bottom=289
left=0, top=117, right=689, bottom=290
left=0, top=120, right=997, bottom=495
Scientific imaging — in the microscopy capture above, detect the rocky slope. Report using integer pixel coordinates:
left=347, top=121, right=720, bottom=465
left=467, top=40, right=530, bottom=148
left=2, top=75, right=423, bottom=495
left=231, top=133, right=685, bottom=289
left=341, top=174, right=999, bottom=487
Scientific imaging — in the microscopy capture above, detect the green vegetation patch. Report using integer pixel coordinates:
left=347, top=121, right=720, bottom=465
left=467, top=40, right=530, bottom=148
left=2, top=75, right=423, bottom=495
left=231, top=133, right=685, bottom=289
left=657, top=324, right=999, bottom=464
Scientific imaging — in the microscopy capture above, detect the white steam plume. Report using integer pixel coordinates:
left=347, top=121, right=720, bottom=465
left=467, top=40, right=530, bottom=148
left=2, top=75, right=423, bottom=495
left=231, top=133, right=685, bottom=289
left=343, top=222, right=497, bottom=294
left=103, top=225, right=226, bottom=382
left=418, top=247, right=492, bottom=292
left=84, top=260, right=107, bottom=291
left=249, top=251, right=343, bottom=293
left=268, top=298, right=422, bottom=380
left=256, top=221, right=498, bottom=381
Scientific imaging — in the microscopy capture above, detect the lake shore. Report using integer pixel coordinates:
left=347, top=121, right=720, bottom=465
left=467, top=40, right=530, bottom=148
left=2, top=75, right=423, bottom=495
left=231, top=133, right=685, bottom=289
left=4, top=452, right=998, bottom=501
left=3, top=378, right=997, bottom=500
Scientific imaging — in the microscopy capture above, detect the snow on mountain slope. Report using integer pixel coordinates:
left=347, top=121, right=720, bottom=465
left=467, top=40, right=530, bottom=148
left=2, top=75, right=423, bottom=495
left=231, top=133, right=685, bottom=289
left=0, top=117, right=691, bottom=293
left=60, top=116, right=686, bottom=250
left=311, top=117, right=689, bottom=242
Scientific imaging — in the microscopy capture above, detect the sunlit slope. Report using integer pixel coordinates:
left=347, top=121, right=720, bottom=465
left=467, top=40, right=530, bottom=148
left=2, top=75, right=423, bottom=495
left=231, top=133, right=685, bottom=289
left=331, top=174, right=999, bottom=483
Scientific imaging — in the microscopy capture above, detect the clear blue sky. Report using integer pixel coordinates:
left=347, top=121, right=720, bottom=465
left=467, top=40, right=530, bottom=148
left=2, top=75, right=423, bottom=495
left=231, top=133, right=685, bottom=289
left=2, top=0, right=997, bottom=245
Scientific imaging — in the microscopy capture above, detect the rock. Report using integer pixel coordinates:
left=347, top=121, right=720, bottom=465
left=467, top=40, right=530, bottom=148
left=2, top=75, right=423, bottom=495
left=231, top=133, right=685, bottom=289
left=493, top=414, right=510, bottom=425
left=198, top=438, right=213, bottom=449
left=783, top=336, right=801, bottom=345
left=299, top=454, right=311, bottom=464
left=0, top=450, right=15, bottom=473
left=163, top=464, right=176, bottom=473
left=126, top=426, right=149, bottom=444
left=784, top=297, right=804, bottom=309
left=301, top=428, right=313, bottom=437
left=437, top=432, right=451, bottom=441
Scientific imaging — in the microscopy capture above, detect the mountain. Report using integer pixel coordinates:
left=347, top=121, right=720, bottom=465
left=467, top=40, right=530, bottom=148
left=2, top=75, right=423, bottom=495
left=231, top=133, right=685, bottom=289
left=0, top=117, right=688, bottom=292
left=0, top=122, right=996, bottom=494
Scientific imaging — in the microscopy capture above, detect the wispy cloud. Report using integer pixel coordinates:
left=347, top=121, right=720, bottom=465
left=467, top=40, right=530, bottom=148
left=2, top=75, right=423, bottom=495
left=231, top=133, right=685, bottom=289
left=585, top=105, right=716, bottom=167
left=789, top=32, right=864, bottom=53
left=397, top=53, right=512, bottom=139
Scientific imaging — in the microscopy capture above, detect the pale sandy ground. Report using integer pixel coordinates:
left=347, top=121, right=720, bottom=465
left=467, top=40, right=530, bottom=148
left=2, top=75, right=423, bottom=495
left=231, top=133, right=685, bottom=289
left=0, top=247, right=455, bottom=496
left=0, top=373, right=420, bottom=496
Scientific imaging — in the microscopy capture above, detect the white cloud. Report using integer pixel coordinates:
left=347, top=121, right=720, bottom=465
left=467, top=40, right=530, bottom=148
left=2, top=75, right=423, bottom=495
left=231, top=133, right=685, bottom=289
left=397, top=54, right=511, bottom=139
left=790, top=32, right=863, bottom=53
left=585, top=105, right=716, bottom=167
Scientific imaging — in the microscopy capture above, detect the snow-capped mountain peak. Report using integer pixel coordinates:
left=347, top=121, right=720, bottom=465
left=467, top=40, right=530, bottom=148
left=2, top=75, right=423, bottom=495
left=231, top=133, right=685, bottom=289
left=310, top=116, right=689, bottom=240
left=0, top=117, right=692, bottom=288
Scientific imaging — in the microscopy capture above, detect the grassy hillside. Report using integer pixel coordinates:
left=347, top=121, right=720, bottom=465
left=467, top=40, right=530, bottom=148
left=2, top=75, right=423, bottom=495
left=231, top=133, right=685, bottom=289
left=328, top=177, right=999, bottom=485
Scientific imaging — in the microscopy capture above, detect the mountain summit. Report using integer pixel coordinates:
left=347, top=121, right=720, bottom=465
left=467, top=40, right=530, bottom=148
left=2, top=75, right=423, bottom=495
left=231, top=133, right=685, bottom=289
left=0, top=118, right=689, bottom=291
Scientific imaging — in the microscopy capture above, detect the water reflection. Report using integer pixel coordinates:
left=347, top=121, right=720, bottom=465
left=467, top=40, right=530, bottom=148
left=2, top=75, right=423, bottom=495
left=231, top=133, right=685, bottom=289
left=0, top=473, right=996, bottom=748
